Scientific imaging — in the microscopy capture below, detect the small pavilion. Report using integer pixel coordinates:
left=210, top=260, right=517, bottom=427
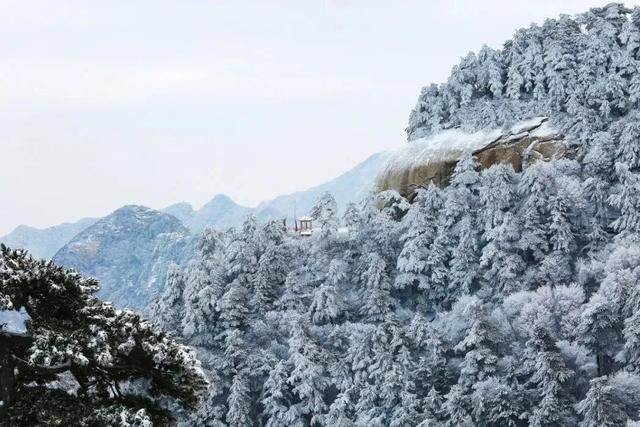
left=298, top=216, right=313, bottom=236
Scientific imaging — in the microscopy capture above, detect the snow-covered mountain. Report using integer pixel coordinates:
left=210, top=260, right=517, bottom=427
left=148, top=5, right=640, bottom=425
left=0, top=217, right=98, bottom=260
left=161, top=201, right=196, bottom=224
left=52, top=205, right=194, bottom=310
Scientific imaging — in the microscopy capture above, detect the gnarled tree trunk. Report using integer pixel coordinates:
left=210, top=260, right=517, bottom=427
left=0, top=335, right=17, bottom=415
left=0, top=331, right=32, bottom=416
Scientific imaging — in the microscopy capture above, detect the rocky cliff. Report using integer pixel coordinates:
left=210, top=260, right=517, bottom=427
left=376, top=117, right=567, bottom=198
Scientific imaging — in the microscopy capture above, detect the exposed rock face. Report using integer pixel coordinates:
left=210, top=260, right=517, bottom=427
left=53, top=205, right=195, bottom=310
left=376, top=117, right=567, bottom=198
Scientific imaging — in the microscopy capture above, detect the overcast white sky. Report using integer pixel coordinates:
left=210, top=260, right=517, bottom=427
left=1, top=0, right=638, bottom=235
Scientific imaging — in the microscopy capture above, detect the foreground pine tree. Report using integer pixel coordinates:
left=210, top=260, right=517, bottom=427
left=0, top=245, right=206, bottom=426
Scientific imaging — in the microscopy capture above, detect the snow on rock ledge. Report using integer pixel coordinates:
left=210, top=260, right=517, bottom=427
left=376, top=117, right=567, bottom=198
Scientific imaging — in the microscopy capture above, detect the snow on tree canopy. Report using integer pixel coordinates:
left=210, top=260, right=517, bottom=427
left=149, top=4, right=640, bottom=425
left=0, top=245, right=207, bottom=425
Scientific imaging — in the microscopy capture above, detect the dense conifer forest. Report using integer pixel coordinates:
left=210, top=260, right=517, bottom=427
left=152, top=4, right=640, bottom=426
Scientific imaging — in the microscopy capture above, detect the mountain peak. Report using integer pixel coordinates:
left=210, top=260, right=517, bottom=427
left=202, top=194, right=238, bottom=208
left=113, top=204, right=155, bottom=215
left=53, top=205, right=192, bottom=309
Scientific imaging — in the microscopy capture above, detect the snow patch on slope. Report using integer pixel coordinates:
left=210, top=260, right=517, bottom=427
left=381, top=128, right=503, bottom=176
left=380, top=117, right=556, bottom=179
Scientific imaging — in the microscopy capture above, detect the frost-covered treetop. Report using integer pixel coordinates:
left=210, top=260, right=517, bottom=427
left=408, top=3, right=640, bottom=142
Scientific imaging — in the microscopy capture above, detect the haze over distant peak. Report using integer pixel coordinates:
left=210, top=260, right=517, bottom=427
left=0, top=217, right=99, bottom=260
left=256, top=151, right=391, bottom=222
left=160, top=152, right=391, bottom=231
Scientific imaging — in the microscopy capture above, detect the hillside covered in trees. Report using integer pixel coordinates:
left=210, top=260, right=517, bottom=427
left=150, top=3, right=640, bottom=426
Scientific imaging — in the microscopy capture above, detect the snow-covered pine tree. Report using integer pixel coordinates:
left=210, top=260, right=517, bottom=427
left=451, top=298, right=500, bottom=392
left=522, top=325, right=576, bottom=426
left=609, top=162, right=640, bottom=234
left=0, top=246, right=207, bottom=425
left=251, top=221, right=291, bottom=312
left=262, top=360, right=294, bottom=427
left=478, top=164, right=518, bottom=232
left=152, top=263, right=186, bottom=334
left=343, top=202, right=363, bottom=234
left=407, top=312, right=449, bottom=394
left=423, top=219, right=451, bottom=308
left=310, top=192, right=339, bottom=240
left=226, top=372, right=253, bottom=427
left=309, top=283, right=342, bottom=325
left=470, top=376, right=523, bottom=426
left=613, top=112, right=640, bottom=171
left=286, top=320, right=329, bottom=425
left=181, top=230, right=226, bottom=345
left=480, top=211, right=525, bottom=297
left=395, top=185, right=443, bottom=298
left=360, top=252, right=394, bottom=322
left=444, top=152, right=481, bottom=302
left=442, top=384, right=474, bottom=427
left=582, top=132, right=616, bottom=253
left=576, top=376, right=628, bottom=427
left=448, top=216, right=480, bottom=298
left=538, top=192, right=577, bottom=286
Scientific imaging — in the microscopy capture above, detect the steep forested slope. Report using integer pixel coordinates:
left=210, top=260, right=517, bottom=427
left=152, top=4, right=640, bottom=426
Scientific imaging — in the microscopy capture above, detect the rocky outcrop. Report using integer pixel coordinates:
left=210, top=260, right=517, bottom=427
left=376, top=117, right=568, bottom=199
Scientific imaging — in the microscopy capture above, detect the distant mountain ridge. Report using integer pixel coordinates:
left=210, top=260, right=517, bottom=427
left=163, top=194, right=253, bottom=233
left=1, top=151, right=388, bottom=259
left=160, top=151, right=391, bottom=230
left=256, top=152, right=390, bottom=223
left=0, top=217, right=99, bottom=259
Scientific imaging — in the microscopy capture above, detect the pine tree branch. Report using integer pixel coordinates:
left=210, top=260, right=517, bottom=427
left=11, top=355, right=72, bottom=374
